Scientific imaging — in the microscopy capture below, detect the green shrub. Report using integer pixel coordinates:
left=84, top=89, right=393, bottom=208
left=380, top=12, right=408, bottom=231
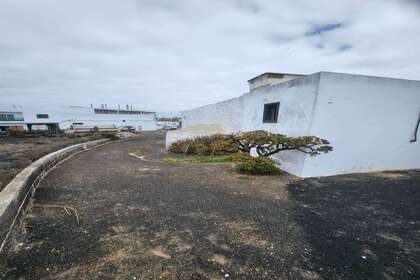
left=233, top=153, right=281, bottom=175
left=169, top=138, right=195, bottom=154
left=101, top=133, right=119, bottom=141
left=232, top=130, right=332, bottom=157
left=169, top=134, right=238, bottom=155
left=230, top=152, right=253, bottom=162
left=162, top=155, right=233, bottom=164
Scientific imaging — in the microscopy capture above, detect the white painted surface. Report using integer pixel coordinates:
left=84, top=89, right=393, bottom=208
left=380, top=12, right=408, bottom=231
left=302, top=72, right=420, bottom=177
left=173, top=71, right=420, bottom=177
left=182, top=97, right=243, bottom=133
left=176, top=74, right=321, bottom=175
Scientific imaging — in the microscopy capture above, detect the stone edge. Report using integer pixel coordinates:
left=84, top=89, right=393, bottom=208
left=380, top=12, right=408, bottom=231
left=0, top=138, right=110, bottom=254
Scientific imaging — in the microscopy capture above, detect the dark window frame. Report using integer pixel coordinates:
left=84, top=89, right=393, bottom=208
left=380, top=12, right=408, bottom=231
left=0, top=112, right=24, bottom=121
left=263, top=102, right=280, bottom=123
left=410, top=112, right=420, bottom=143
left=36, top=114, right=49, bottom=119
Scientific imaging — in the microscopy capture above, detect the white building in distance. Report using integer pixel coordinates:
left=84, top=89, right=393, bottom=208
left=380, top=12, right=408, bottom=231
left=167, top=71, right=420, bottom=177
left=0, top=104, right=157, bottom=132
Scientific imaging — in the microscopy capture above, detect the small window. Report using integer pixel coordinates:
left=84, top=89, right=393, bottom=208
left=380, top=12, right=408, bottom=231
left=36, top=114, right=49, bottom=119
left=263, top=102, right=280, bottom=123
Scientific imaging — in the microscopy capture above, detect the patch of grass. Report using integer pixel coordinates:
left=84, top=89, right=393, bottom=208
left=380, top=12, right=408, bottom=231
left=162, top=155, right=234, bottom=164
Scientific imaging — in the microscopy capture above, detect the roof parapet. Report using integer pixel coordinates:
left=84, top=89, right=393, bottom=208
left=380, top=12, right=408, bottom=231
left=248, top=72, right=306, bottom=91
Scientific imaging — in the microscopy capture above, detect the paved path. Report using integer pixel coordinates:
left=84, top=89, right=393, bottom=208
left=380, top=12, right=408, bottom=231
left=2, top=133, right=306, bottom=279
left=2, top=132, right=420, bottom=279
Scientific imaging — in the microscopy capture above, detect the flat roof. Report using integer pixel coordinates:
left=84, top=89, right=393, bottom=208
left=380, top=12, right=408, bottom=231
left=248, top=72, right=306, bottom=82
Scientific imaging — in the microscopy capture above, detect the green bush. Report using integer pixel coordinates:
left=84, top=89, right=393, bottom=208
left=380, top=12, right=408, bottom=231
left=169, top=134, right=238, bottom=155
left=100, top=133, right=119, bottom=141
left=232, top=130, right=332, bottom=157
left=162, top=155, right=233, bottom=164
left=233, top=153, right=281, bottom=175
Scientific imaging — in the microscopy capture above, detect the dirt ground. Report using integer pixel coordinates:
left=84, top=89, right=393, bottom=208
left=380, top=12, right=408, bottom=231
left=0, top=134, right=105, bottom=191
left=288, top=171, right=420, bottom=279
left=1, top=131, right=419, bottom=279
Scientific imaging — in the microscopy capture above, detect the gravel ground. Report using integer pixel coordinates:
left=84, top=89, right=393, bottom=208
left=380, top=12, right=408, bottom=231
left=288, top=171, right=420, bottom=279
left=0, top=134, right=106, bottom=191
left=1, top=131, right=419, bottom=279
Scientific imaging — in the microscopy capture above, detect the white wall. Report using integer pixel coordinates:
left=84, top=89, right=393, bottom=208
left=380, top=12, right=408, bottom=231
left=302, top=72, right=420, bottom=177
left=182, top=97, right=243, bottom=132
left=171, top=71, right=420, bottom=177
left=177, top=74, right=321, bottom=176
left=239, top=74, right=320, bottom=175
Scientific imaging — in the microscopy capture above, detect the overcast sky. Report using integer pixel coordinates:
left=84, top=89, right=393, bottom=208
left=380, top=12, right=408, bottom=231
left=1, top=0, right=420, bottom=112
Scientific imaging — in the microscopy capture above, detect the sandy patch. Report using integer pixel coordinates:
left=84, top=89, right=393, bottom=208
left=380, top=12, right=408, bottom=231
left=149, top=246, right=171, bottom=259
left=212, top=254, right=228, bottom=265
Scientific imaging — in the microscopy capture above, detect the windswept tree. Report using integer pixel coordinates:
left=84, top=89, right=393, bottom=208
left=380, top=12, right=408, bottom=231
left=231, top=130, right=332, bottom=157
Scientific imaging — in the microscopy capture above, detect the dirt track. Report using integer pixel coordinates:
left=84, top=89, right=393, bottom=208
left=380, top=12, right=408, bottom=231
left=2, top=132, right=420, bottom=279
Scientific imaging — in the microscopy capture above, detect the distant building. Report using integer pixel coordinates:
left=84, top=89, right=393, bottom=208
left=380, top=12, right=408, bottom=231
left=167, top=71, right=420, bottom=177
left=156, top=117, right=181, bottom=130
left=0, top=104, right=157, bottom=133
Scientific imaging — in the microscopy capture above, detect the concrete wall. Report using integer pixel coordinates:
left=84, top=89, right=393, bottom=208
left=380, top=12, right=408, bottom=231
left=182, top=97, right=243, bottom=132
left=170, top=71, right=420, bottom=177
left=239, top=74, right=320, bottom=175
left=177, top=74, right=321, bottom=176
left=302, top=72, right=420, bottom=177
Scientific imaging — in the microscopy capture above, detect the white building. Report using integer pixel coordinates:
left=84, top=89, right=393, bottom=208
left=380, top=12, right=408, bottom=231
left=167, top=71, right=420, bottom=177
left=0, top=104, right=157, bottom=132
left=156, top=118, right=181, bottom=130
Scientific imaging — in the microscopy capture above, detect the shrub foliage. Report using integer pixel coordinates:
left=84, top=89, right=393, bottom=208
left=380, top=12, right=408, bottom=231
left=233, top=153, right=281, bottom=175
left=169, top=134, right=238, bottom=155
left=232, top=130, right=332, bottom=157
left=169, top=130, right=333, bottom=175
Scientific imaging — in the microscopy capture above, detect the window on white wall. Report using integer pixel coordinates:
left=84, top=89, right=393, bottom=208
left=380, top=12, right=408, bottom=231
left=36, top=114, right=49, bottom=119
left=263, top=102, right=280, bottom=123
left=0, top=112, right=24, bottom=121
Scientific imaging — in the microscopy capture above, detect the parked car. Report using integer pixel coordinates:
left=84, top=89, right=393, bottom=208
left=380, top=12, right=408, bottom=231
left=120, top=126, right=135, bottom=132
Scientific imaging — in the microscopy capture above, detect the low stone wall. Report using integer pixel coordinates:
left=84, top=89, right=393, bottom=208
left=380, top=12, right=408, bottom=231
left=0, top=139, right=109, bottom=254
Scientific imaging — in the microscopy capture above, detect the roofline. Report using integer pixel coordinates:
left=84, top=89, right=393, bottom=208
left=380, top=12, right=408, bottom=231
left=248, top=71, right=420, bottom=84
left=317, top=71, right=420, bottom=83
left=248, top=72, right=307, bottom=82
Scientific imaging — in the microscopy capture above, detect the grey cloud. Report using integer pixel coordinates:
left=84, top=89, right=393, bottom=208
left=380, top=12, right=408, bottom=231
left=0, top=0, right=419, bottom=111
